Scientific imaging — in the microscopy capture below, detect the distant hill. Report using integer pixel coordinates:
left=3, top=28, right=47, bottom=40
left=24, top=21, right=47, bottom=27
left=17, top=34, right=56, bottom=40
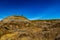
left=2, top=16, right=30, bottom=23
left=0, top=16, right=60, bottom=40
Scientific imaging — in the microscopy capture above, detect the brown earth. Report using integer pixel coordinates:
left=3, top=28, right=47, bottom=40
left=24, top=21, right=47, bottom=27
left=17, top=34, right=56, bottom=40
left=0, top=16, right=60, bottom=40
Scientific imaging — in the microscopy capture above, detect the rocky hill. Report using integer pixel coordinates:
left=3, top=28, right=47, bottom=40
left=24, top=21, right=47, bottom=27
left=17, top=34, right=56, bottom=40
left=0, top=16, right=60, bottom=40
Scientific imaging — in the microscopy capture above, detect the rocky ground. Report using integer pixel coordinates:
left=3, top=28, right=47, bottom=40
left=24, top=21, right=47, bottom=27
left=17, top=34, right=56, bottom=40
left=0, top=16, right=60, bottom=40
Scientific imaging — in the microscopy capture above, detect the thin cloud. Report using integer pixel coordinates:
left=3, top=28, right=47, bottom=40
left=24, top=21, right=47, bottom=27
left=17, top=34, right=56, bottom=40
left=29, top=17, right=40, bottom=20
left=0, top=19, right=2, bottom=21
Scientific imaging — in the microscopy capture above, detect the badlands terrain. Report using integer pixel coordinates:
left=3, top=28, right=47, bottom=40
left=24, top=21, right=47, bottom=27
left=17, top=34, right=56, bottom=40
left=0, top=16, right=60, bottom=40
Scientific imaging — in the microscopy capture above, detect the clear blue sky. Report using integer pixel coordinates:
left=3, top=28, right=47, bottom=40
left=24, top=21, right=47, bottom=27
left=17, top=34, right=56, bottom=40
left=0, top=0, right=60, bottom=20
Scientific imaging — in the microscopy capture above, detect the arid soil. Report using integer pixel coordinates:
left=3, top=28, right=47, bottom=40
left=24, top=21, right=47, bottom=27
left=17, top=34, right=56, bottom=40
left=0, top=16, right=60, bottom=40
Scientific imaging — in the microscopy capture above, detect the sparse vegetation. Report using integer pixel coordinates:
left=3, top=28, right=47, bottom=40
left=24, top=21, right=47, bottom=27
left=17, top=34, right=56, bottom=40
left=0, top=16, right=60, bottom=40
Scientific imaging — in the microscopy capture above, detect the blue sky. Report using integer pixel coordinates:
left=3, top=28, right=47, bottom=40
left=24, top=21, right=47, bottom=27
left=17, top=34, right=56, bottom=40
left=0, top=0, right=60, bottom=20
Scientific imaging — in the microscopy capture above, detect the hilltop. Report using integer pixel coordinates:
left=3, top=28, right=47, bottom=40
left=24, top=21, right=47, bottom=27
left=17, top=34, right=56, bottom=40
left=0, top=16, right=60, bottom=40
left=2, top=16, right=29, bottom=23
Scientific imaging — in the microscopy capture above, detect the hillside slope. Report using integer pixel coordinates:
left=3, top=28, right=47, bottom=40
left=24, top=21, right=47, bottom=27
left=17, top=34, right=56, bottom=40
left=0, top=16, right=60, bottom=40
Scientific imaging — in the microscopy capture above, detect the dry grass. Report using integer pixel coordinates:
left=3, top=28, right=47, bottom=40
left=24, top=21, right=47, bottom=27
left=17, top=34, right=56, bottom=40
left=0, top=16, right=60, bottom=40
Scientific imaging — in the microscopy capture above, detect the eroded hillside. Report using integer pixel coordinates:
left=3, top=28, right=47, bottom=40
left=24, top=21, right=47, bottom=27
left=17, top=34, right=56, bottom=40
left=0, top=16, right=60, bottom=40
